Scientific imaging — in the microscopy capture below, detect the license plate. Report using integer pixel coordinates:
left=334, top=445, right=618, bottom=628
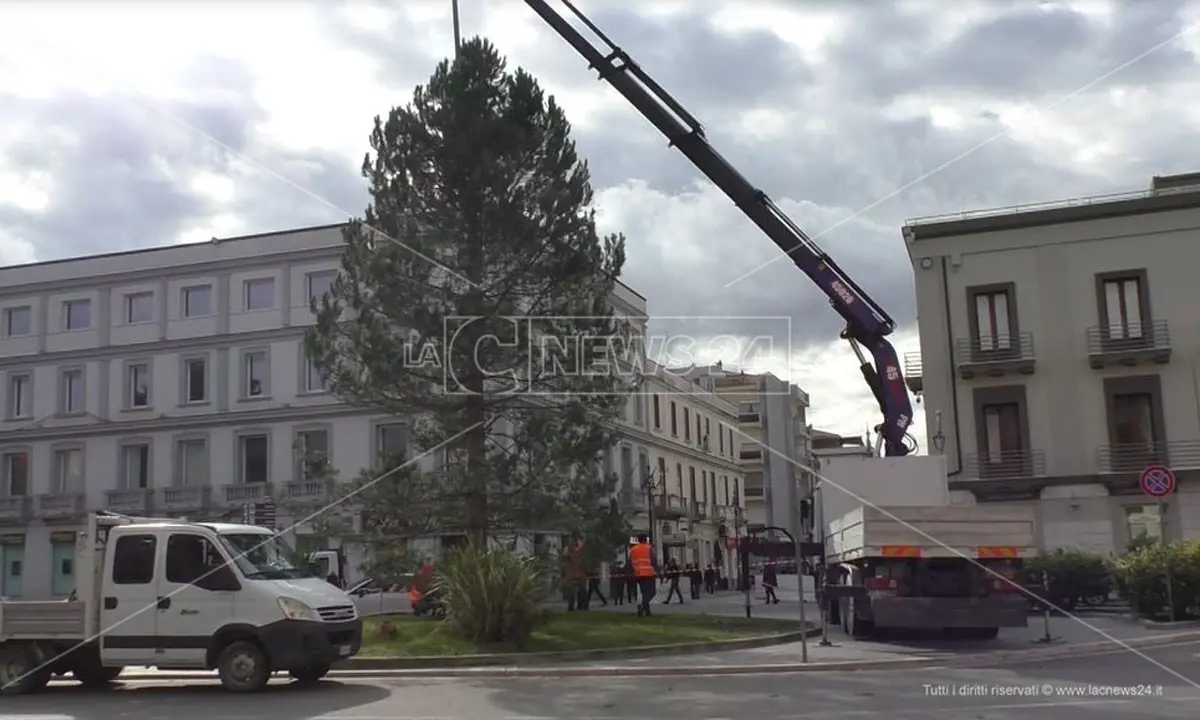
left=338, top=644, right=352, bottom=656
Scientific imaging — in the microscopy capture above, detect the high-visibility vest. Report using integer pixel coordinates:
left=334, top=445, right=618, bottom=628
left=630, top=543, right=655, bottom=578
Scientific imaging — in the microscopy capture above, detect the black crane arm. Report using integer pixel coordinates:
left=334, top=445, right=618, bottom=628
left=524, top=0, right=914, bottom=457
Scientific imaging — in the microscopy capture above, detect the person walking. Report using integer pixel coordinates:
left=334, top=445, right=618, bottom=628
left=629, top=534, right=658, bottom=617
left=663, top=559, right=685, bottom=605
left=610, top=562, right=626, bottom=606
left=762, top=563, right=780, bottom=605
left=703, top=564, right=717, bottom=595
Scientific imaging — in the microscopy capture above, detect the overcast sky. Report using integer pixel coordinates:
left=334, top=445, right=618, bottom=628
left=1, top=0, right=1198, bottom=444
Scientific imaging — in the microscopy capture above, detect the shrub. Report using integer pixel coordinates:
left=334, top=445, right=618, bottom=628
left=1111, top=539, right=1200, bottom=619
left=1023, top=549, right=1112, bottom=609
left=434, top=541, right=544, bottom=648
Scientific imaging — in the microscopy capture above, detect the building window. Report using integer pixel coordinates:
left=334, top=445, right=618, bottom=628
left=704, top=417, right=710, bottom=446
left=688, top=466, right=696, bottom=500
left=974, top=290, right=1011, bottom=352
left=3, top=306, right=31, bottom=337
left=1103, top=276, right=1145, bottom=340
left=1126, top=505, right=1162, bottom=542
left=177, top=438, right=208, bottom=486
left=982, top=402, right=1022, bottom=463
left=125, top=292, right=154, bottom=324
left=1112, top=392, right=1156, bottom=446
left=3, top=452, right=29, bottom=495
left=64, top=299, right=92, bottom=330
left=239, top=435, right=270, bottom=484
left=60, top=368, right=84, bottom=414
left=652, top=394, right=661, bottom=429
left=675, top=463, right=683, bottom=494
left=633, top=394, right=644, bottom=425
left=127, top=363, right=150, bottom=408
left=307, top=271, right=336, bottom=303
left=52, top=448, right=83, bottom=494
left=296, top=429, right=330, bottom=480
left=683, top=407, right=691, bottom=441
left=182, top=285, right=212, bottom=317
left=695, top=414, right=701, bottom=444
left=184, top=358, right=207, bottom=403
left=7, top=374, right=30, bottom=419
left=303, top=355, right=327, bottom=393
left=718, top=424, right=725, bottom=454
left=244, top=278, right=275, bottom=311
left=243, top=350, right=269, bottom=398
left=376, top=423, right=406, bottom=462
left=620, top=446, right=634, bottom=492
left=669, top=401, right=678, bottom=435
left=122, top=444, right=151, bottom=489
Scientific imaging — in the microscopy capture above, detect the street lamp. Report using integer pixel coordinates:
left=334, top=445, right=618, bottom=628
left=641, top=463, right=666, bottom=564
left=932, top=410, right=947, bottom=454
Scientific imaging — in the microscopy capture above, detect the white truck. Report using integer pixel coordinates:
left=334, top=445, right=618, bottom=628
left=816, top=455, right=1036, bottom=639
left=0, top=511, right=363, bottom=695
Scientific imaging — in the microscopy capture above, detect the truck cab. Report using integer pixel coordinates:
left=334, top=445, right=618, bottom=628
left=96, top=521, right=361, bottom=687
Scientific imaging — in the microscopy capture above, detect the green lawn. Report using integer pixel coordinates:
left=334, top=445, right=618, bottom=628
left=360, top=611, right=802, bottom=657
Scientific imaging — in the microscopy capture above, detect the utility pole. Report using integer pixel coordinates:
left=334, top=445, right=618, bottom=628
left=451, top=0, right=462, bottom=55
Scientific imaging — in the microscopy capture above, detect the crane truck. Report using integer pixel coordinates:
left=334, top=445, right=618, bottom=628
left=0, top=511, right=362, bottom=695
left=528, top=2, right=1037, bottom=638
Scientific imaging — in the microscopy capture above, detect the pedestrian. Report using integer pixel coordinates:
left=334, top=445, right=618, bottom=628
left=610, top=563, right=626, bottom=606
left=762, top=563, right=779, bottom=605
left=587, top=569, right=608, bottom=607
left=663, top=559, right=685, bottom=605
left=625, top=562, right=638, bottom=604
left=703, top=564, right=717, bottom=594
left=688, top=563, right=702, bottom=599
left=629, top=534, right=657, bottom=616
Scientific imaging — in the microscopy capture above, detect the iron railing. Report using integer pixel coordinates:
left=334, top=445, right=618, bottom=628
left=1096, top=440, right=1200, bottom=473
left=962, top=449, right=1046, bottom=480
left=955, top=332, right=1035, bottom=366
left=1085, top=320, right=1170, bottom=356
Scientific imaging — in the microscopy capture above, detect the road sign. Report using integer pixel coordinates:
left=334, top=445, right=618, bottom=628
left=1140, top=465, right=1176, bottom=497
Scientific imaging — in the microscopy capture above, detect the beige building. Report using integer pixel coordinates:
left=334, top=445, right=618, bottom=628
left=612, top=362, right=745, bottom=570
left=903, top=172, right=1200, bottom=555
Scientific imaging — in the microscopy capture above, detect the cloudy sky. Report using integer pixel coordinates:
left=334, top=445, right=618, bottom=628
left=1, top=1, right=1198, bottom=444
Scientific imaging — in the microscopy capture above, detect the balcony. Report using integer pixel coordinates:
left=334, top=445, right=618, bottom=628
left=903, top=352, right=923, bottom=393
left=962, top=449, right=1047, bottom=480
left=690, top=501, right=709, bottom=520
left=1086, top=320, right=1171, bottom=369
left=106, top=488, right=154, bottom=515
left=739, top=447, right=763, bottom=462
left=1096, top=441, right=1200, bottom=473
left=738, top=411, right=762, bottom=426
left=35, top=493, right=86, bottom=521
left=955, top=332, right=1036, bottom=379
left=222, top=483, right=274, bottom=506
left=284, top=480, right=333, bottom=503
left=160, top=486, right=211, bottom=513
left=0, top=496, right=31, bottom=525
left=653, top=493, right=687, bottom=519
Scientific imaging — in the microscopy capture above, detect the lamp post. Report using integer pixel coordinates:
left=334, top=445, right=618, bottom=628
left=641, top=464, right=665, bottom=565
left=451, top=0, right=461, bottom=55
left=932, top=410, right=947, bottom=454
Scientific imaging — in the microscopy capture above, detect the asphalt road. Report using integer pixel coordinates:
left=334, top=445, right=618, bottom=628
left=16, top=641, right=1200, bottom=719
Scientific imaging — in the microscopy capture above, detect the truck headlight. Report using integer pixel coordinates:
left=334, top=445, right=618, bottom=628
left=278, top=596, right=321, bottom=622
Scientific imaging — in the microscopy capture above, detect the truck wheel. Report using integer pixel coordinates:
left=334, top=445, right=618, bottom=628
left=288, top=663, right=331, bottom=685
left=0, top=643, right=51, bottom=696
left=73, top=663, right=124, bottom=688
left=846, top=600, right=873, bottom=639
left=216, top=640, right=271, bottom=693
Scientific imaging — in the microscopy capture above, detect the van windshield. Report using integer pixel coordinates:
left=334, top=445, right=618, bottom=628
left=218, top=532, right=314, bottom=580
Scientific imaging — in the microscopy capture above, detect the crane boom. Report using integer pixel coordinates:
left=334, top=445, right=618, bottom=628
left=525, top=0, right=915, bottom=457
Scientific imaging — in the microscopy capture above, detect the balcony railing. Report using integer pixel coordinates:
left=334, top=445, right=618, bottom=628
left=284, top=480, right=332, bottom=502
left=653, top=493, right=687, bottom=517
left=1096, top=440, right=1200, bottom=473
left=0, top=496, right=31, bottom=524
left=690, top=501, right=709, bottom=520
left=222, top=482, right=274, bottom=505
left=903, top=352, right=923, bottom=393
left=955, top=332, right=1036, bottom=378
left=738, top=412, right=761, bottom=425
left=161, top=486, right=210, bottom=512
left=106, top=488, right=153, bottom=515
left=1086, top=320, right=1171, bottom=368
left=36, top=493, right=86, bottom=520
left=962, top=449, right=1047, bottom=480
left=740, top=448, right=763, bottom=461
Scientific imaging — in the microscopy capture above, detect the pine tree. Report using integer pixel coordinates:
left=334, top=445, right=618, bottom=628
left=305, top=38, right=636, bottom=568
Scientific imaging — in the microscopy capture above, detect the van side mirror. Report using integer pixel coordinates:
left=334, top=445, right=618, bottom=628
left=194, top=564, right=242, bottom=592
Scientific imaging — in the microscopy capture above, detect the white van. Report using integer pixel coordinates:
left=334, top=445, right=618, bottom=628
left=0, top=512, right=362, bottom=695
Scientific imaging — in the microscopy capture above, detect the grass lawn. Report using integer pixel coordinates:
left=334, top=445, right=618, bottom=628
left=360, top=611, right=802, bottom=657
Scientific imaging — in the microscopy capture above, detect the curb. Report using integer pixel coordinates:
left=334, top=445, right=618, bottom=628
left=337, top=626, right=818, bottom=670
left=106, top=629, right=1200, bottom=681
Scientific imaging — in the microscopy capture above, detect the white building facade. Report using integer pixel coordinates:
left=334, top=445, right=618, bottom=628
left=904, top=172, right=1200, bottom=555
left=0, top=225, right=744, bottom=597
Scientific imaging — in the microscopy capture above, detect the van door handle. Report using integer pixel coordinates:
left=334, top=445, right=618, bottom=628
left=180, top=609, right=199, bottom=616
left=156, top=596, right=171, bottom=610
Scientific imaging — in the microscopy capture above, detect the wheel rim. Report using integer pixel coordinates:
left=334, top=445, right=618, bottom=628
left=229, top=650, right=259, bottom=684
left=0, top=656, right=28, bottom=689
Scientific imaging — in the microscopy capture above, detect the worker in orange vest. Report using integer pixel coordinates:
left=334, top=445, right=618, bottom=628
left=629, top=534, right=658, bottom=617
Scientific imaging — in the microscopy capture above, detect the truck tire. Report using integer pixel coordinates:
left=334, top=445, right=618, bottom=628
left=0, top=643, right=52, bottom=696
left=288, top=663, right=331, bottom=685
left=846, top=600, right=873, bottom=639
left=73, top=662, right=124, bottom=688
left=216, top=640, right=272, bottom=693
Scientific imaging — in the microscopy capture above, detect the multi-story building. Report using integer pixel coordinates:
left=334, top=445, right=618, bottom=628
left=903, top=172, right=1200, bottom=554
left=683, top=365, right=812, bottom=540
left=608, top=361, right=745, bottom=571
left=0, top=224, right=744, bottom=597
